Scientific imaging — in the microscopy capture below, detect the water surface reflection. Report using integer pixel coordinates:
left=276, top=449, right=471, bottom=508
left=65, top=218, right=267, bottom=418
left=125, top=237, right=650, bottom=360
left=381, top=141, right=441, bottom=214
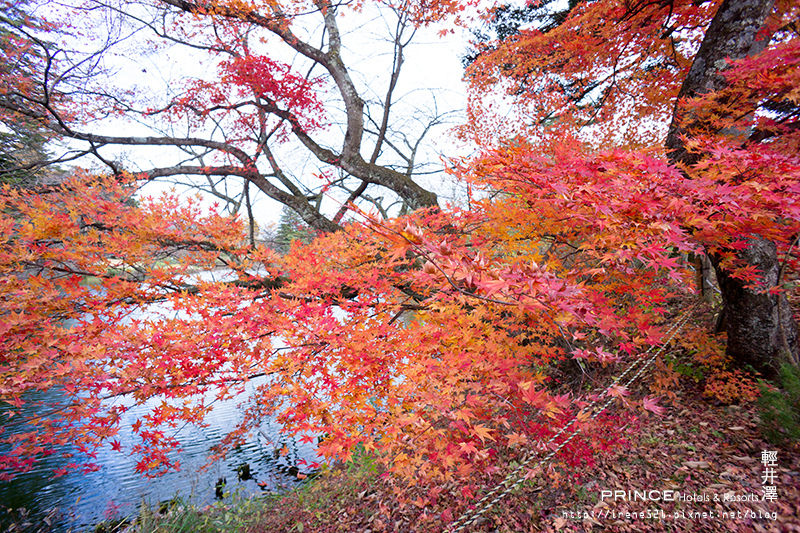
left=1, top=269, right=320, bottom=531
left=0, top=377, right=319, bottom=531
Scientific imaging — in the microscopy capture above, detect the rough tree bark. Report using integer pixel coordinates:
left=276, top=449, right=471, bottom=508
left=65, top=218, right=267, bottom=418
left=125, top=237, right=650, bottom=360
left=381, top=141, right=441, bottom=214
left=666, top=0, right=799, bottom=376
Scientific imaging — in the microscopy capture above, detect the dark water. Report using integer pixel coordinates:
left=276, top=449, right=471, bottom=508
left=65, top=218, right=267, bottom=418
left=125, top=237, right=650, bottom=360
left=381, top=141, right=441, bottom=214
left=0, top=376, right=321, bottom=532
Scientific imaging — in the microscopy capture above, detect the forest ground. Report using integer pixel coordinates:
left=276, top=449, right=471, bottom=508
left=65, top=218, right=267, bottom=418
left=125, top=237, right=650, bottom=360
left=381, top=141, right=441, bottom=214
left=241, top=368, right=800, bottom=532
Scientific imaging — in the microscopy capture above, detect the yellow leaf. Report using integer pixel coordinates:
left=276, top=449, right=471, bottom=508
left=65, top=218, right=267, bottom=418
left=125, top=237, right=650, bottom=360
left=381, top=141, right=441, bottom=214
left=472, top=424, right=496, bottom=443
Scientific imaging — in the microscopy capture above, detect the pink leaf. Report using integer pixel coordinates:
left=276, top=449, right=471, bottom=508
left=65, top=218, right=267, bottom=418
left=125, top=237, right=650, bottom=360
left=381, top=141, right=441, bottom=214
left=642, top=396, right=666, bottom=416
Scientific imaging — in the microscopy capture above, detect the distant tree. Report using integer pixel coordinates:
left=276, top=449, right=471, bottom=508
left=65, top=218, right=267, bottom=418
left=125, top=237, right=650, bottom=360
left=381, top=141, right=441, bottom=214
left=265, top=205, right=315, bottom=255
left=463, top=0, right=581, bottom=66
left=0, top=0, right=59, bottom=186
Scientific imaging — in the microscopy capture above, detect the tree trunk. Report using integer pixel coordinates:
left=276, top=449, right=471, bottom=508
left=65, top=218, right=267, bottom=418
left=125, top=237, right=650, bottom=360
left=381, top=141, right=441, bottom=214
left=666, top=0, right=800, bottom=376
left=712, top=239, right=799, bottom=376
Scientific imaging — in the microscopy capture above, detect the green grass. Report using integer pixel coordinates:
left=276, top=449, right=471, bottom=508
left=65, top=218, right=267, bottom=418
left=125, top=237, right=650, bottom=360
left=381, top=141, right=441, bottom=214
left=758, top=363, right=800, bottom=447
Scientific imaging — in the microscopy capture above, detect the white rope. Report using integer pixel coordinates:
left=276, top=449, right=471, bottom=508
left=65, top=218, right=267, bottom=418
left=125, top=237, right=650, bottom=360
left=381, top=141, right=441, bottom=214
left=448, top=303, right=698, bottom=532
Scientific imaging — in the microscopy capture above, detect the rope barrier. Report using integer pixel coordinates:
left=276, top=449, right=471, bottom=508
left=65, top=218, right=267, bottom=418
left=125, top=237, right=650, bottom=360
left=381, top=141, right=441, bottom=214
left=448, top=302, right=699, bottom=532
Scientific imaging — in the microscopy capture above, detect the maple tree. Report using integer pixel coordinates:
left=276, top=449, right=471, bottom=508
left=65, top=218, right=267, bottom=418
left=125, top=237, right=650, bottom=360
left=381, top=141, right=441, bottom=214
left=465, top=0, right=800, bottom=375
left=0, top=0, right=798, bottom=524
left=0, top=168, right=674, bottom=482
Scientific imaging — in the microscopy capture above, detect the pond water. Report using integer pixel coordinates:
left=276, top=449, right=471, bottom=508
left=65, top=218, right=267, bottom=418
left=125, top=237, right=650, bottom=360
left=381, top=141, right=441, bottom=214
left=0, top=270, right=323, bottom=531
left=0, top=379, right=321, bottom=532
